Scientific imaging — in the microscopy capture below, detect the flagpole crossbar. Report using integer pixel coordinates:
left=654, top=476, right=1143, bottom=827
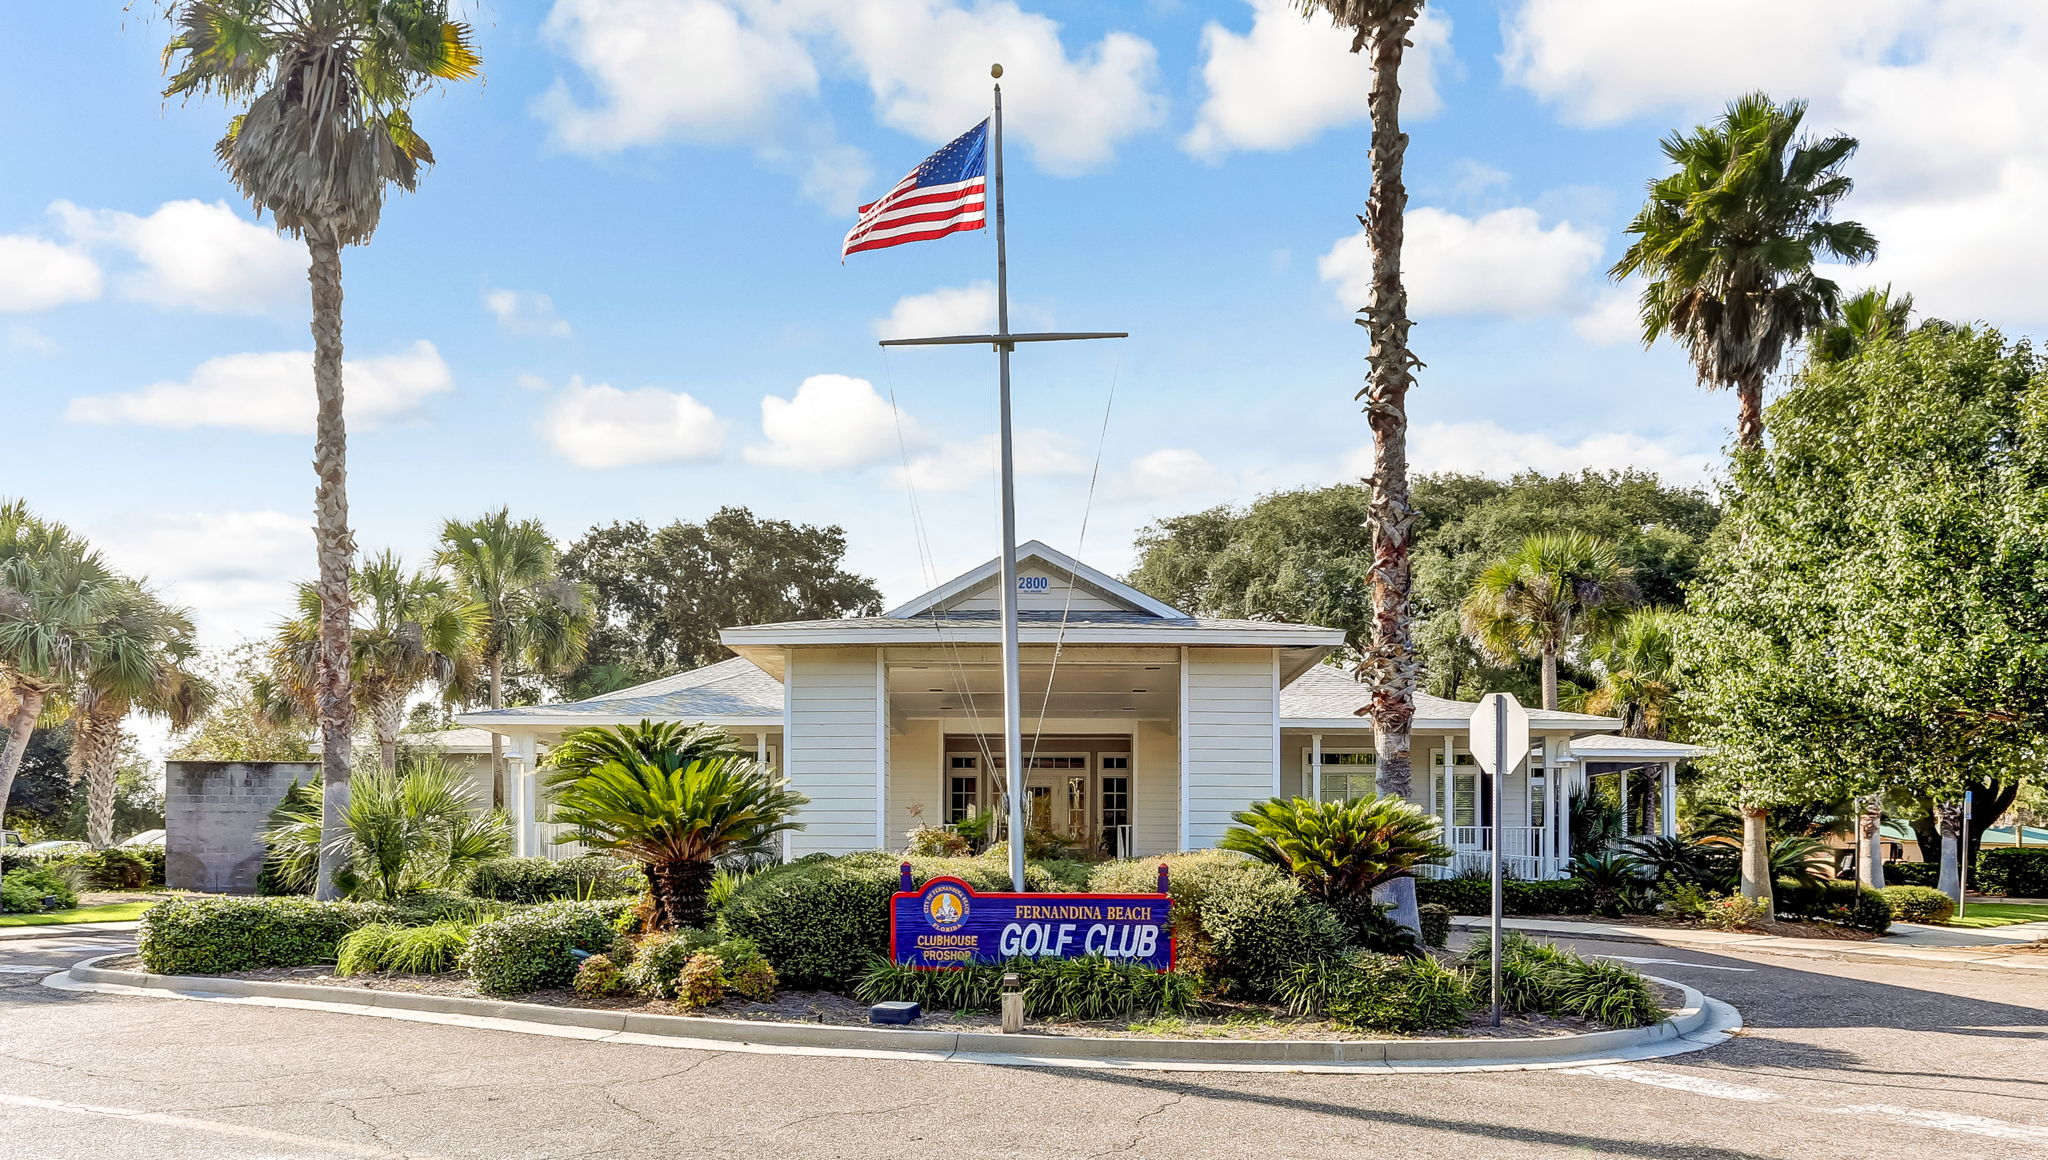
left=879, top=331, right=1128, bottom=349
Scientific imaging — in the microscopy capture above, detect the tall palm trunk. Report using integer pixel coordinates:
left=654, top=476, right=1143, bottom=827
left=1358, top=0, right=1424, bottom=935
left=1935, top=799, right=1965, bottom=902
left=0, top=687, right=46, bottom=824
left=488, top=649, right=505, bottom=808
left=72, top=690, right=129, bottom=848
left=1734, top=372, right=1766, bottom=453
left=371, top=693, right=405, bottom=772
left=309, top=226, right=357, bottom=901
left=1731, top=371, right=1774, bottom=914
left=1856, top=794, right=1885, bottom=891
left=1538, top=648, right=1559, bottom=711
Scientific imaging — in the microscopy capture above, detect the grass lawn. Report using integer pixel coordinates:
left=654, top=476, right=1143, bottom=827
left=0, top=900, right=156, bottom=928
left=1944, top=902, right=2048, bottom=929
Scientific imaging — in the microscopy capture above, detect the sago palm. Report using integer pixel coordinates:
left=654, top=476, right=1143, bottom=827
left=1612, top=92, right=1877, bottom=450
left=273, top=551, right=484, bottom=771
left=67, top=581, right=215, bottom=847
left=161, top=0, right=481, bottom=899
left=544, top=724, right=806, bottom=931
left=1295, top=0, right=1429, bottom=935
left=1220, top=794, right=1450, bottom=904
left=438, top=509, right=594, bottom=805
left=0, top=502, right=125, bottom=821
left=1582, top=607, right=1680, bottom=739
left=1460, top=533, right=1637, bottom=710
left=1810, top=285, right=1914, bottom=365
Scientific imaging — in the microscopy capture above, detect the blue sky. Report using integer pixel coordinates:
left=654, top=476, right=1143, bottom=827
left=4, top=0, right=2043, bottom=651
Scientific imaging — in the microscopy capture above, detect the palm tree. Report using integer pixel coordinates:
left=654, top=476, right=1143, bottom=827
left=1582, top=607, right=1680, bottom=739
left=1296, top=0, right=1428, bottom=933
left=1460, top=533, right=1637, bottom=711
left=273, top=551, right=484, bottom=771
left=67, top=581, right=214, bottom=847
left=162, top=1, right=481, bottom=900
left=0, top=503, right=124, bottom=822
left=1612, top=92, right=1877, bottom=450
left=1810, top=285, right=1914, bottom=365
left=263, top=753, right=509, bottom=900
left=437, top=510, right=594, bottom=806
left=545, top=723, right=806, bottom=930
left=1221, top=794, right=1450, bottom=902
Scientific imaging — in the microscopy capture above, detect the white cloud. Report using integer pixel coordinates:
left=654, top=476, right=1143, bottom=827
left=1121, top=448, right=1226, bottom=501
left=53, top=199, right=301, bottom=314
left=484, top=289, right=573, bottom=337
left=893, top=428, right=1089, bottom=492
left=66, top=341, right=453, bottom=434
left=7, top=325, right=57, bottom=355
left=745, top=373, right=917, bottom=470
left=1573, top=285, right=1642, bottom=347
left=536, top=0, right=1165, bottom=178
left=1319, top=207, right=1604, bottom=318
left=535, top=0, right=818, bottom=152
left=1352, top=420, right=1714, bottom=484
left=0, top=234, right=102, bottom=312
left=873, top=282, right=996, bottom=340
left=1184, top=0, right=1449, bottom=160
left=87, top=510, right=313, bottom=644
left=543, top=377, right=727, bottom=468
left=1502, top=1, right=2048, bottom=324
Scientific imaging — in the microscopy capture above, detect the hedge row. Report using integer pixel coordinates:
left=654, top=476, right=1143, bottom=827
left=465, top=856, right=645, bottom=903
left=1976, top=849, right=2048, bottom=898
left=0, top=846, right=165, bottom=889
left=1413, top=877, right=1592, bottom=917
left=139, top=897, right=397, bottom=975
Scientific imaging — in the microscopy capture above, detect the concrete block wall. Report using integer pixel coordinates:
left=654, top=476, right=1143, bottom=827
left=165, top=761, right=318, bottom=894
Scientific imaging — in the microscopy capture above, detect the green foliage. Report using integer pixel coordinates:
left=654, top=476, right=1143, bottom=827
left=1621, top=835, right=1731, bottom=890
left=717, top=938, right=778, bottom=1003
left=261, top=757, right=511, bottom=900
left=1880, top=885, right=1956, bottom=923
left=1463, top=933, right=1665, bottom=1028
left=620, top=928, right=720, bottom=998
left=1278, top=951, right=1476, bottom=1032
left=573, top=953, right=628, bottom=997
left=466, top=856, right=645, bottom=903
left=461, top=901, right=619, bottom=996
left=335, top=921, right=471, bottom=975
left=1773, top=878, right=1892, bottom=933
left=1883, top=861, right=1940, bottom=887
left=1566, top=852, right=1655, bottom=916
left=138, top=896, right=394, bottom=975
left=1126, top=472, right=1719, bottom=700
left=1460, top=531, right=1637, bottom=707
left=1661, top=878, right=1770, bottom=930
left=1416, top=903, right=1451, bottom=949
left=164, top=643, right=316, bottom=762
left=675, top=950, right=727, bottom=1009
left=1976, top=849, right=2048, bottom=898
left=1090, top=851, right=1346, bottom=999
left=857, top=955, right=1195, bottom=1021
left=1, top=867, right=79, bottom=914
left=1414, top=875, right=1594, bottom=917
left=904, top=825, right=970, bottom=857
left=1219, top=793, right=1451, bottom=902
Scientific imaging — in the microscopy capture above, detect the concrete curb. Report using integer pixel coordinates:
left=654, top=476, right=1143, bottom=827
left=47, top=955, right=1739, bottom=1074
left=1450, top=917, right=2048, bottom=975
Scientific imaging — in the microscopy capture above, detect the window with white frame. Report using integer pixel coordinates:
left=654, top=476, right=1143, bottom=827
left=1527, top=739, right=1548, bottom=836
left=1432, top=748, right=1481, bottom=828
left=1307, top=750, right=1376, bottom=802
left=947, top=755, right=979, bottom=823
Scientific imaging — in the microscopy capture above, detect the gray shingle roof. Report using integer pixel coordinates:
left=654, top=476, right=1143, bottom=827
left=1279, top=663, right=1622, bottom=730
left=726, top=610, right=1337, bottom=634
left=462, top=656, right=782, bottom=722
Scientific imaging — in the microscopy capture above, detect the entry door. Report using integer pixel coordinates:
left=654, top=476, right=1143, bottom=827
left=1023, top=754, right=1092, bottom=841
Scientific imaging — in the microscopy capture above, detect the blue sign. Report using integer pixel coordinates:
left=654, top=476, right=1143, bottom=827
left=889, top=870, right=1174, bottom=970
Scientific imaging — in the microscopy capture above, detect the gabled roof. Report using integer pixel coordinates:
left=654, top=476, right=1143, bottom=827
left=455, top=656, right=782, bottom=728
left=1278, top=663, right=1624, bottom=732
left=883, top=540, right=1188, bottom=620
left=1569, top=733, right=1706, bottom=761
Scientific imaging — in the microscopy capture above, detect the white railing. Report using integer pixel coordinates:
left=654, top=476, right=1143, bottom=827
left=1422, top=825, right=1549, bottom=880
left=1105, top=824, right=1134, bottom=860
left=530, top=820, right=589, bottom=861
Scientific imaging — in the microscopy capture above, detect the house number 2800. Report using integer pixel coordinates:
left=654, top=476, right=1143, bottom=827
left=1018, top=576, right=1050, bottom=591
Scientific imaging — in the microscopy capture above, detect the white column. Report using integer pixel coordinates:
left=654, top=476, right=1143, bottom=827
left=1548, top=747, right=1564, bottom=877
left=1310, top=733, right=1323, bottom=802
left=1441, top=737, right=1454, bottom=832
left=756, top=731, right=769, bottom=768
left=502, top=732, right=532, bottom=858
left=1618, top=767, right=1630, bottom=839
left=1177, top=646, right=1190, bottom=851
left=1555, top=757, right=1575, bottom=869
left=875, top=652, right=889, bottom=851
left=1661, top=760, right=1678, bottom=837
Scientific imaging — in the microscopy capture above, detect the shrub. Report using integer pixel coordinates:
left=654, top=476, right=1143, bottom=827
left=675, top=951, right=727, bottom=1009
left=1091, top=852, right=1347, bottom=999
left=620, top=928, right=720, bottom=998
left=1, top=867, right=79, bottom=914
left=1415, top=875, right=1596, bottom=916
left=1462, top=933, right=1664, bottom=1028
left=904, top=826, right=970, bottom=858
left=462, top=901, right=618, bottom=996
left=1278, top=951, right=1475, bottom=1032
left=1662, top=878, right=1770, bottom=931
left=1218, top=793, right=1450, bottom=909
left=262, top=759, right=511, bottom=900
left=856, top=955, right=1195, bottom=1021
left=1417, top=903, right=1451, bottom=949
left=1881, top=884, right=1956, bottom=924
left=1976, top=849, right=2048, bottom=898
left=388, top=889, right=507, bottom=926
left=1883, top=860, right=1940, bottom=888
left=1774, top=878, right=1892, bottom=933
left=138, top=896, right=393, bottom=975
left=718, top=938, right=778, bottom=1003
left=720, top=851, right=1071, bottom=991
left=574, top=953, right=629, bottom=997
left=336, top=922, right=472, bottom=975
left=1565, top=852, right=1654, bottom=916
left=466, top=856, right=645, bottom=903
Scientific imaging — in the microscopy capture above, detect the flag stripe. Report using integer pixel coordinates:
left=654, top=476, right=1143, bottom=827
left=844, top=218, right=987, bottom=256
left=850, top=210, right=988, bottom=249
left=842, top=120, right=991, bottom=260
left=845, top=197, right=987, bottom=244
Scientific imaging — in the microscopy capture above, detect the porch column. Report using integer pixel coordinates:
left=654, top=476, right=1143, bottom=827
left=755, top=731, right=769, bottom=768
left=1441, top=736, right=1454, bottom=829
left=503, top=732, right=533, bottom=858
left=1548, top=748, right=1564, bottom=877
left=1555, top=756, right=1575, bottom=869
left=1661, top=761, right=1677, bottom=837
left=1618, top=767, right=1630, bottom=840
left=1310, top=733, right=1323, bottom=802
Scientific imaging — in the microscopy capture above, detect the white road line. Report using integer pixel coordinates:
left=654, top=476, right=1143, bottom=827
left=1564, top=1064, right=1783, bottom=1101
left=1823, top=1104, right=2048, bottom=1143
left=1594, top=956, right=1755, bottom=973
left=0, top=1090, right=448, bottom=1158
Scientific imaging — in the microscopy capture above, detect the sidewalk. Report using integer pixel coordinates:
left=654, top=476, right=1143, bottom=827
left=0, top=920, right=140, bottom=942
left=1450, top=915, right=2048, bottom=974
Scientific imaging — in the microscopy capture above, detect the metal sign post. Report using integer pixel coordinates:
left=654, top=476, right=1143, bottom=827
left=1469, top=692, right=1530, bottom=1028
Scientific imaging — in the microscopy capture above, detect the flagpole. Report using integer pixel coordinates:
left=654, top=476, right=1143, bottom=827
left=991, top=65, right=1027, bottom=894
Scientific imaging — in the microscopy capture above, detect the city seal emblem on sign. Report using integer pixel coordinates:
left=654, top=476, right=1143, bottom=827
left=924, top=883, right=970, bottom=932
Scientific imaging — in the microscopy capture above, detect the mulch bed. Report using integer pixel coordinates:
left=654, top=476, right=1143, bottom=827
left=93, top=954, right=1677, bottom=1041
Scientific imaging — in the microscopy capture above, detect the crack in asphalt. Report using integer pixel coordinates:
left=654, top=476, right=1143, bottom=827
left=1087, top=1088, right=1191, bottom=1159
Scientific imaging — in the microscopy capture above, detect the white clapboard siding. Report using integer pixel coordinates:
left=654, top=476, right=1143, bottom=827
left=1133, top=718, right=1179, bottom=855
left=939, top=567, right=1133, bottom=615
left=885, top=718, right=942, bottom=848
left=1182, top=647, right=1279, bottom=849
left=784, top=648, right=882, bottom=856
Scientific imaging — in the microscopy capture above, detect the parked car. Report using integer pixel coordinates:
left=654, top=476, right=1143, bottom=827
left=117, top=829, right=166, bottom=848
left=15, top=840, right=89, bottom=857
left=0, top=829, right=21, bottom=848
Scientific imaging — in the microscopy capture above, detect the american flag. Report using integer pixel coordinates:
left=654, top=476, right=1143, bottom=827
left=842, top=120, right=989, bottom=259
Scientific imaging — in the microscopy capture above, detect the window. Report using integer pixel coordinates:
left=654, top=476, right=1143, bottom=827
left=1433, top=749, right=1481, bottom=828
left=1310, top=751, right=1376, bottom=802
left=1100, top=755, right=1130, bottom=771
left=947, top=775, right=979, bottom=823
left=1100, top=775, right=1131, bottom=829
left=1527, top=740, right=1548, bottom=833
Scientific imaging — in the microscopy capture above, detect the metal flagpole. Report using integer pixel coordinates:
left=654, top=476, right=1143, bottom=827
left=875, top=64, right=1128, bottom=892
